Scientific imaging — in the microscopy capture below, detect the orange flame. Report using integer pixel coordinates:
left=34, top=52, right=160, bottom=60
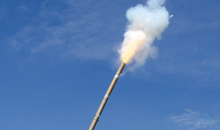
left=121, top=39, right=143, bottom=63
left=120, top=31, right=146, bottom=63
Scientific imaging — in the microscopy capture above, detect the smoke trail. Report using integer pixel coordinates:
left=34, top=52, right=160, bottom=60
left=119, top=0, right=170, bottom=70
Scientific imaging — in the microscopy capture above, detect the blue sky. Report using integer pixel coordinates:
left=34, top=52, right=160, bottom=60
left=1, top=0, right=220, bottom=130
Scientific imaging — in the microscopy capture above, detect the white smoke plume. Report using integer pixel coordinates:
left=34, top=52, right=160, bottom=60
left=119, top=0, right=170, bottom=71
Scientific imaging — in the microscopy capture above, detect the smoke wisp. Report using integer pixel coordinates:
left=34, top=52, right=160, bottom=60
left=119, top=0, right=170, bottom=70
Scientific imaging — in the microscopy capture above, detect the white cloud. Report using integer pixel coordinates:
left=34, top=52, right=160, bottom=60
left=170, top=109, right=219, bottom=129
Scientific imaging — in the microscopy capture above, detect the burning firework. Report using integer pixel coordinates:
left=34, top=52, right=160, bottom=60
left=89, top=0, right=170, bottom=129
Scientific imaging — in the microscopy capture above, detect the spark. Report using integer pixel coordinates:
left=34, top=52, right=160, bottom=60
left=170, top=14, right=173, bottom=18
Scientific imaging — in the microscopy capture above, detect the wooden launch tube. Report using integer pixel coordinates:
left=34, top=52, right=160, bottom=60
left=89, top=62, right=126, bottom=130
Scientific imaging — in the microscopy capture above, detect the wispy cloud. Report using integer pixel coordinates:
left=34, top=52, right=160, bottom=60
left=7, top=0, right=124, bottom=61
left=13, top=120, right=24, bottom=124
left=0, top=6, right=8, bottom=21
left=170, top=109, right=219, bottom=129
left=17, top=6, right=29, bottom=12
